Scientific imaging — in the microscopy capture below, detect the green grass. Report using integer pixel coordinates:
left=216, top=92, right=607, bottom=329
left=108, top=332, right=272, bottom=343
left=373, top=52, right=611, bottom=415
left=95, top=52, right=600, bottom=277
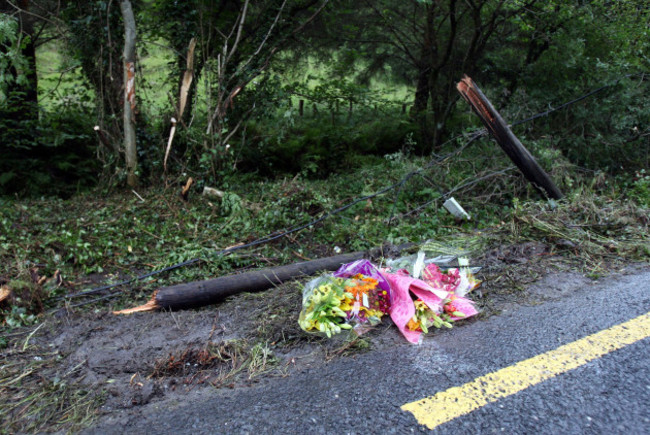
left=36, top=42, right=413, bottom=122
left=2, top=138, right=648, bottom=324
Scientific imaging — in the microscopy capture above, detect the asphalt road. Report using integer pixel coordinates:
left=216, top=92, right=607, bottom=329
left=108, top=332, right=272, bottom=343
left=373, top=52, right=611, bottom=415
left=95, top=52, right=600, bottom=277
left=89, top=267, right=650, bottom=434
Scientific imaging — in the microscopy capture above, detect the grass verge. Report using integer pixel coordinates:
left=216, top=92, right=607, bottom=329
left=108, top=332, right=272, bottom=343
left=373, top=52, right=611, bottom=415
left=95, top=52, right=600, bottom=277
left=0, top=145, right=648, bottom=431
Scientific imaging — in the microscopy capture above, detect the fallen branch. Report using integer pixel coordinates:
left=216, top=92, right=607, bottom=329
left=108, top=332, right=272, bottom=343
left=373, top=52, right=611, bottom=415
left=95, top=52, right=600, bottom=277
left=115, top=244, right=410, bottom=314
left=163, top=117, right=177, bottom=173
left=0, top=286, right=11, bottom=305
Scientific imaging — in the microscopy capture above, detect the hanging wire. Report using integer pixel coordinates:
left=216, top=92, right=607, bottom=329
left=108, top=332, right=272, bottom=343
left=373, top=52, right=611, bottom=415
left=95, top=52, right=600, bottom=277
left=60, top=72, right=647, bottom=301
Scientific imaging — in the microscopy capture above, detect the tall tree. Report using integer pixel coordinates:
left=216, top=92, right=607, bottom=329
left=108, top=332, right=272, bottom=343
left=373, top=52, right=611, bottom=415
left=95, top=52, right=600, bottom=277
left=61, top=1, right=125, bottom=143
left=142, top=0, right=329, bottom=176
left=305, top=0, right=554, bottom=150
left=120, top=0, right=137, bottom=187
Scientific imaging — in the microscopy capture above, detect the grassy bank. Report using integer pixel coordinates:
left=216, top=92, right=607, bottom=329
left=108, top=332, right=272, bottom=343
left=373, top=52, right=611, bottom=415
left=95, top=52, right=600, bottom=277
left=1, top=136, right=649, bottom=432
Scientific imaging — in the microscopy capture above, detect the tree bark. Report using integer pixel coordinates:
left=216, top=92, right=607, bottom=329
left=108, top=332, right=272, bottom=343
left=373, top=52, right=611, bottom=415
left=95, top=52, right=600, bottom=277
left=413, top=68, right=432, bottom=148
left=120, top=0, right=138, bottom=187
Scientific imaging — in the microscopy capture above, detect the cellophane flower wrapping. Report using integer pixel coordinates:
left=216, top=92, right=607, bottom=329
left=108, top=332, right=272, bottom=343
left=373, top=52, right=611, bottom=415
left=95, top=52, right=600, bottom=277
left=333, top=260, right=392, bottom=333
left=298, top=275, right=354, bottom=338
left=298, top=260, right=391, bottom=337
left=383, top=251, right=481, bottom=344
left=382, top=269, right=449, bottom=344
left=298, top=254, right=481, bottom=343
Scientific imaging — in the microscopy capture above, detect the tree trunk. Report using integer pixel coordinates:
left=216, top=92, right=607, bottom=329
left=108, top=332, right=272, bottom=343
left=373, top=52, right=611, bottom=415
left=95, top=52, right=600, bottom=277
left=413, top=68, right=432, bottom=149
left=175, top=39, right=203, bottom=125
left=120, top=0, right=138, bottom=187
left=114, top=243, right=414, bottom=313
left=412, top=4, right=437, bottom=151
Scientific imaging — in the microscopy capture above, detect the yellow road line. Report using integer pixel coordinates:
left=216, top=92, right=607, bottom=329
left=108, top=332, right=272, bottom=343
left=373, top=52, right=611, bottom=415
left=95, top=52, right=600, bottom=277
left=402, top=312, right=650, bottom=430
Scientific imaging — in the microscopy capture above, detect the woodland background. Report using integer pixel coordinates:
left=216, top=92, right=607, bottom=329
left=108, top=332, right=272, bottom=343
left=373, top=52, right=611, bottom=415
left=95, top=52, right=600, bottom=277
left=1, top=3, right=649, bottom=430
left=1, top=0, right=647, bottom=196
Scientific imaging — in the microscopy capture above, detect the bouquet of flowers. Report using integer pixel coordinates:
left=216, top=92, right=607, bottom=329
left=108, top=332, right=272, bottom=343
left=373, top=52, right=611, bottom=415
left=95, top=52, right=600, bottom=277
left=298, top=276, right=354, bottom=337
left=298, top=254, right=481, bottom=343
left=383, top=253, right=481, bottom=344
left=299, top=260, right=391, bottom=337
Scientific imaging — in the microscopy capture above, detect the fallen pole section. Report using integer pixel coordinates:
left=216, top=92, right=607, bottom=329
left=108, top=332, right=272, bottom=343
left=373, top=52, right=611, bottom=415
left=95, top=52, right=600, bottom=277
left=456, top=75, right=563, bottom=200
left=115, top=244, right=409, bottom=314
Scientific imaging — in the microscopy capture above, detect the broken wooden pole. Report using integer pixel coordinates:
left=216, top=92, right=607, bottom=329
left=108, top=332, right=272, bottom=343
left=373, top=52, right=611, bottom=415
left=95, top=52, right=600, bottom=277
left=456, top=75, right=563, bottom=200
left=115, top=244, right=411, bottom=314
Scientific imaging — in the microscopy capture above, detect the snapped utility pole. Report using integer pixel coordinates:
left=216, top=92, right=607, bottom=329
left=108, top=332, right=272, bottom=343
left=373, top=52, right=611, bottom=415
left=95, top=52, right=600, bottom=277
left=457, top=75, right=563, bottom=200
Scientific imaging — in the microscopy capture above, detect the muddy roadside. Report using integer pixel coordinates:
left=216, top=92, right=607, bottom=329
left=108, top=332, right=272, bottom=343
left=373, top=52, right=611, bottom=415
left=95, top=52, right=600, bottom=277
left=1, top=241, right=646, bottom=433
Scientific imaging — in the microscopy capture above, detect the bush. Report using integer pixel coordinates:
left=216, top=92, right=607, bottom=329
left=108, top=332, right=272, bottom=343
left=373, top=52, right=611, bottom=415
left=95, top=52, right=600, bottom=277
left=239, top=115, right=417, bottom=177
left=0, top=106, right=99, bottom=198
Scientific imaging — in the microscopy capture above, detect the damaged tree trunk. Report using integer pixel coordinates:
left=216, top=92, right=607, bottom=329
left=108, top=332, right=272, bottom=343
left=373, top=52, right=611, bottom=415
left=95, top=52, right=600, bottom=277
left=115, top=244, right=410, bottom=314
left=121, top=0, right=138, bottom=187
left=456, top=75, right=563, bottom=200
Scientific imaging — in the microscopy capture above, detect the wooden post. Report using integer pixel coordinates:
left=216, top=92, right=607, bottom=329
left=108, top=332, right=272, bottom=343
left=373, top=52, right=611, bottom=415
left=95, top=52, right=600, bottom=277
left=120, top=0, right=138, bottom=187
left=114, top=243, right=413, bottom=313
left=457, top=75, right=563, bottom=200
left=299, top=99, right=304, bottom=117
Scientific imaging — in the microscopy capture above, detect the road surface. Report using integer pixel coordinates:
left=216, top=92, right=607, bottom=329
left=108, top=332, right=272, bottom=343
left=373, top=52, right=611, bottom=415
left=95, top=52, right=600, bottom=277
left=89, top=267, right=650, bottom=434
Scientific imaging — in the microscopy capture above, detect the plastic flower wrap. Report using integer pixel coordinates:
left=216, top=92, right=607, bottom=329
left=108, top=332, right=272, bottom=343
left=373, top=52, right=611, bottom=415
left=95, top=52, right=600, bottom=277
left=333, top=260, right=391, bottom=296
left=299, top=260, right=391, bottom=337
left=340, top=274, right=389, bottom=328
left=333, top=259, right=391, bottom=328
left=298, top=276, right=354, bottom=337
left=383, top=252, right=481, bottom=344
left=421, top=263, right=480, bottom=298
left=381, top=269, right=448, bottom=343
left=298, top=255, right=481, bottom=343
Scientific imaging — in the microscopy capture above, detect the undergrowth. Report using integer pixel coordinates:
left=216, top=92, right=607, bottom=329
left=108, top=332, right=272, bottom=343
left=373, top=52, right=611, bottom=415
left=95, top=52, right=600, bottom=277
left=0, top=332, right=103, bottom=433
left=1, top=138, right=648, bottom=325
left=0, top=140, right=648, bottom=432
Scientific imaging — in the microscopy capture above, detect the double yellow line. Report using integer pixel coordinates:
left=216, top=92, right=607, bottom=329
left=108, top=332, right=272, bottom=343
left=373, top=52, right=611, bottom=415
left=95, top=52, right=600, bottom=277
left=402, top=312, right=650, bottom=429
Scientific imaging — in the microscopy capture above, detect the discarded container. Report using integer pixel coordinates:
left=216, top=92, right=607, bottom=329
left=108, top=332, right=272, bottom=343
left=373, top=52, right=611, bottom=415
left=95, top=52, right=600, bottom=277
left=443, top=197, right=471, bottom=220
